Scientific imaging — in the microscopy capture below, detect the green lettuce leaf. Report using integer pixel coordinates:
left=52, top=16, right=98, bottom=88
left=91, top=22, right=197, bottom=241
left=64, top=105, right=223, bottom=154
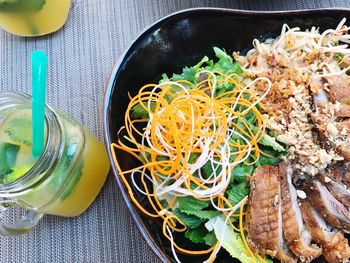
left=211, top=215, right=271, bottom=263
left=249, top=124, right=285, bottom=152
left=259, top=133, right=285, bottom=152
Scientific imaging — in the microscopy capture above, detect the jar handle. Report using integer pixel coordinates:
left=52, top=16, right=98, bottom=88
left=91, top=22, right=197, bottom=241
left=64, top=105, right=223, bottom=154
left=0, top=201, right=44, bottom=236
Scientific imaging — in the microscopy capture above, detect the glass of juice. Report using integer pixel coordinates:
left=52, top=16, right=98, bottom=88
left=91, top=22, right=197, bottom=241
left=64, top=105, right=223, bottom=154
left=0, top=92, right=110, bottom=236
left=0, top=0, right=71, bottom=36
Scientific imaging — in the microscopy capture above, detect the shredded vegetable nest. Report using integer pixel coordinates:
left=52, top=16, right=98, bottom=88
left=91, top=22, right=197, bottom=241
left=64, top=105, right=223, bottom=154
left=111, top=70, right=272, bottom=262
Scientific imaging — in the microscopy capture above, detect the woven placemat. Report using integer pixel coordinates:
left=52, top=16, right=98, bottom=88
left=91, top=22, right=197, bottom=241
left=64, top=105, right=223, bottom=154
left=0, top=0, right=348, bottom=262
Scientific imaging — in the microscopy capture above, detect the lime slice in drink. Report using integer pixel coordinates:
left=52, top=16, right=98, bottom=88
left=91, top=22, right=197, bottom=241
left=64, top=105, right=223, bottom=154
left=2, top=165, right=33, bottom=184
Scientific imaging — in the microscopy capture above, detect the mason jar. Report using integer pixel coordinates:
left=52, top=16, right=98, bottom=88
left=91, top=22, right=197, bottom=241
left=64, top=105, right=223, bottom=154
left=0, top=92, right=110, bottom=235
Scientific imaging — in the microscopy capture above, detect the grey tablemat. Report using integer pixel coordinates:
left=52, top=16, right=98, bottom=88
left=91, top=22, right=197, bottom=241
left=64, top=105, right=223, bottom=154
left=0, top=0, right=349, bottom=262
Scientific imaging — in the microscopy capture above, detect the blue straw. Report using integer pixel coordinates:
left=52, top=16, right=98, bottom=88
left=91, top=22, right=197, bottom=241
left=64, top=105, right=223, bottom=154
left=31, top=50, right=48, bottom=157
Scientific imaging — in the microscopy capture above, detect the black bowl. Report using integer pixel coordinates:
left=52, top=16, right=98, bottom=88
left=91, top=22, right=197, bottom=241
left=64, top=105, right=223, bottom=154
left=104, top=8, right=350, bottom=263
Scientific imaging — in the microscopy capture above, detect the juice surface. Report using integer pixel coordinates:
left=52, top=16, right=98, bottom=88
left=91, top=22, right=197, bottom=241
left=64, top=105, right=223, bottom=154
left=0, top=0, right=71, bottom=36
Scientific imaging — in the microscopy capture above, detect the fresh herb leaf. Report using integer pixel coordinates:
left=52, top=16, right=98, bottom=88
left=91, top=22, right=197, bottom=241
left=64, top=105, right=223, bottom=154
left=177, top=196, right=210, bottom=211
left=173, top=209, right=206, bottom=228
left=182, top=210, right=221, bottom=219
left=0, top=142, right=20, bottom=172
left=194, top=56, right=209, bottom=70
left=205, top=47, right=243, bottom=75
left=255, top=146, right=282, bottom=167
left=249, top=124, right=285, bottom=152
left=160, top=73, right=170, bottom=83
left=334, top=53, right=345, bottom=63
left=185, top=227, right=208, bottom=244
left=232, top=164, right=254, bottom=179
left=0, top=0, right=46, bottom=12
left=226, top=181, right=249, bottom=206
left=201, top=159, right=222, bottom=178
left=60, top=160, right=83, bottom=200
left=0, top=169, right=13, bottom=183
left=130, top=102, right=155, bottom=119
left=5, top=115, right=33, bottom=146
left=259, top=133, right=285, bottom=152
left=203, top=231, right=217, bottom=246
left=172, top=67, right=197, bottom=84
left=2, top=165, right=31, bottom=184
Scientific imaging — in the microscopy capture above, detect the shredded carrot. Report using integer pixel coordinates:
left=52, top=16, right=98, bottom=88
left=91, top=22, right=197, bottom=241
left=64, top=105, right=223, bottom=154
left=111, top=71, right=272, bottom=258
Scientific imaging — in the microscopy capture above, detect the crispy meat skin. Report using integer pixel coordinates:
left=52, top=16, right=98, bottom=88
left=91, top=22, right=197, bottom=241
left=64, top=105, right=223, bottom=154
left=311, top=113, right=350, bottom=161
left=279, top=163, right=322, bottom=261
left=300, top=200, right=350, bottom=263
left=335, top=103, right=350, bottom=118
left=326, top=75, right=350, bottom=105
left=319, top=174, right=350, bottom=207
left=247, top=165, right=296, bottom=263
left=306, top=180, right=350, bottom=233
left=322, top=232, right=350, bottom=263
left=323, top=163, right=350, bottom=188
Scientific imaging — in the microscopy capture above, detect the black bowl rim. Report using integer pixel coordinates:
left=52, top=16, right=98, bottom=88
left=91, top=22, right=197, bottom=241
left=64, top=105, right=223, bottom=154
left=103, top=7, right=350, bottom=263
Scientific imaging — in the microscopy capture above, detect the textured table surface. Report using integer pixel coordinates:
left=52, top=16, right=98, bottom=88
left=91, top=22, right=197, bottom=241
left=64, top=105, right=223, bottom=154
left=0, top=0, right=349, bottom=262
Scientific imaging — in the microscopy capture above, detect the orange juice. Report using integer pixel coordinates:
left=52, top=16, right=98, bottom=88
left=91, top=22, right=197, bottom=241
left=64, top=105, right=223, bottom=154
left=41, top=131, right=110, bottom=217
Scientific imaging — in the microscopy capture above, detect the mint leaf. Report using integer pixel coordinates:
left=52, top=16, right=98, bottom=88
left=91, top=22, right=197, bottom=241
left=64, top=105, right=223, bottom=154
left=0, top=142, right=20, bottom=170
left=0, top=0, right=46, bottom=12
left=131, top=102, right=155, bottom=119
left=60, top=160, right=83, bottom=201
left=232, top=164, right=254, bottom=180
left=200, top=159, right=222, bottom=179
left=173, top=209, right=206, bottom=228
left=0, top=169, right=13, bottom=183
left=5, top=115, right=32, bottom=146
left=204, top=232, right=217, bottom=246
left=226, top=181, right=249, bottom=206
left=255, top=147, right=281, bottom=167
left=177, top=196, right=210, bottom=211
left=185, top=227, right=208, bottom=244
left=182, top=210, right=221, bottom=219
